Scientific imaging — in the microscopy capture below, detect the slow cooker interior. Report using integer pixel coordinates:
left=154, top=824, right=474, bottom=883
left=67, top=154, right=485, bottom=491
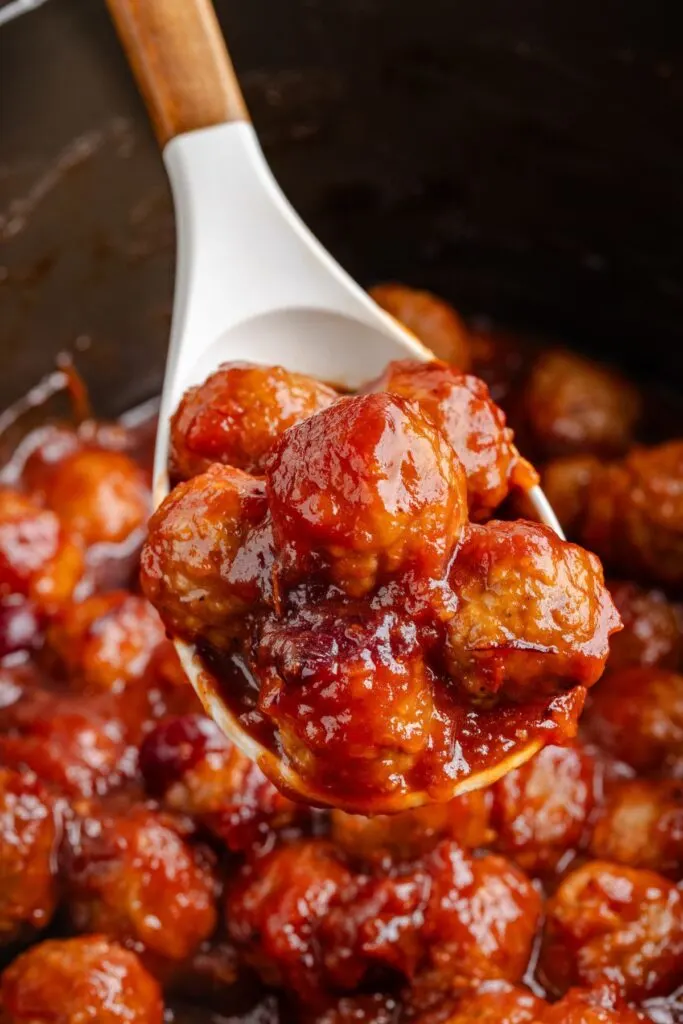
left=2, top=0, right=683, bottom=418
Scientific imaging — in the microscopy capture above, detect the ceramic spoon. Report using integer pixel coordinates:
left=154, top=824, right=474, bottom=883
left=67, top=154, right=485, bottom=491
left=106, top=0, right=564, bottom=810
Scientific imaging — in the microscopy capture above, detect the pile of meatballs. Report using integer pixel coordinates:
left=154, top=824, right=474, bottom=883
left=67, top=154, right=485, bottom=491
left=0, top=283, right=679, bottom=1023
left=142, top=344, right=618, bottom=810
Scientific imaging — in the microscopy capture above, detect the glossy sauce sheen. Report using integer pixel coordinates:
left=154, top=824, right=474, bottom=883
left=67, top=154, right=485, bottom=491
left=143, top=358, right=618, bottom=812
left=0, top=284, right=680, bottom=1023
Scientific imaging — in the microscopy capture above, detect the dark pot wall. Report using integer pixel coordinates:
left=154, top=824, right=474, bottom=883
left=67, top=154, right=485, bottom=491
left=1, top=0, right=683, bottom=416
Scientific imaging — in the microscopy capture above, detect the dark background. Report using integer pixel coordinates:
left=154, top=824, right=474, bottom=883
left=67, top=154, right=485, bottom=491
left=2, top=0, right=683, bottom=417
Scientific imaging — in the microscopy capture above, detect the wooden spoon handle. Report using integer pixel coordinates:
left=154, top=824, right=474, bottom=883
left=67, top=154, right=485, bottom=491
left=105, top=0, right=249, bottom=147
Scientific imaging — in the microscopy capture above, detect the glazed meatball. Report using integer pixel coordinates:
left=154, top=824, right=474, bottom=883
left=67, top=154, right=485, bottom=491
left=520, top=349, right=640, bottom=459
left=589, top=779, right=683, bottom=876
left=491, top=743, right=596, bottom=874
left=606, top=581, right=682, bottom=673
left=226, top=840, right=354, bottom=1003
left=541, top=455, right=602, bottom=537
left=542, top=986, right=647, bottom=1023
left=365, top=359, right=535, bottom=521
left=28, top=447, right=150, bottom=546
left=140, top=463, right=271, bottom=647
left=20, top=422, right=138, bottom=488
left=45, top=590, right=175, bottom=695
left=330, top=789, right=492, bottom=866
left=539, top=860, right=683, bottom=1000
left=414, top=844, right=541, bottom=995
left=63, top=807, right=217, bottom=962
left=0, top=691, right=133, bottom=797
left=169, top=362, right=338, bottom=480
left=445, top=521, right=620, bottom=704
left=139, top=714, right=297, bottom=850
left=585, top=668, right=683, bottom=774
left=412, top=982, right=547, bottom=1024
left=582, top=441, right=683, bottom=586
left=252, top=605, right=435, bottom=808
left=0, top=769, right=57, bottom=945
left=0, top=936, right=163, bottom=1024
left=321, top=841, right=541, bottom=997
left=266, top=393, right=467, bottom=597
left=18, top=424, right=83, bottom=484
left=0, top=489, right=82, bottom=611
left=370, top=284, right=472, bottom=369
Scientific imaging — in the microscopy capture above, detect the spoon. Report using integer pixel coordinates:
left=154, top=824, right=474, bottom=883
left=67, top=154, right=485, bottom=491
left=107, top=0, right=564, bottom=811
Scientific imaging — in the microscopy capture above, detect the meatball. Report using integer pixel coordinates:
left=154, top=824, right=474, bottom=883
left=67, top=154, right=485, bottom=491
left=266, top=393, right=467, bottom=597
left=582, top=441, right=683, bottom=586
left=369, top=283, right=471, bottom=370
left=411, top=982, right=547, bottom=1024
left=539, top=860, right=683, bottom=1000
left=321, top=841, right=541, bottom=997
left=0, top=936, right=163, bottom=1024
left=63, top=807, right=217, bottom=962
left=45, top=590, right=175, bottom=695
left=140, top=464, right=271, bottom=647
left=319, top=860, right=434, bottom=989
left=606, top=581, right=682, bottom=673
left=0, top=769, right=57, bottom=944
left=520, top=349, right=640, bottom=459
left=541, top=455, right=602, bottom=537
left=0, top=691, right=133, bottom=797
left=589, top=779, right=683, bottom=876
left=365, top=359, right=534, bottom=520
left=18, top=424, right=83, bottom=485
left=542, top=986, right=647, bottom=1023
left=169, top=362, right=338, bottom=480
left=28, top=447, right=150, bottom=546
left=414, top=844, right=541, bottom=995
left=491, top=743, right=596, bottom=874
left=445, top=521, right=620, bottom=704
left=0, top=489, right=82, bottom=611
left=226, top=840, right=354, bottom=1004
left=139, top=714, right=297, bottom=850
left=252, top=605, right=435, bottom=807
left=330, top=789, right=492, bottom=866
left=585, top=668, right=683, bottom=774
left=20, top=422, right=139, bottom=489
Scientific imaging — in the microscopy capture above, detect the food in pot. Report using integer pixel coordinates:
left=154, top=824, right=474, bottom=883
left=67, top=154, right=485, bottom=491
left=0, top=284, right=678, bottom=1021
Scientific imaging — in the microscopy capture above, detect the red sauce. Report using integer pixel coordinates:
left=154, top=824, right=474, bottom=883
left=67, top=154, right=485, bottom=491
left=0, top=291, right=680, bottom=1023
left=143, top=361, right=618, bottom=812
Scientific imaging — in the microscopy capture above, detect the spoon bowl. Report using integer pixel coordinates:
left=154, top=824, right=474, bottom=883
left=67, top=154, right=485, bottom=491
left=108, top=0, right=564, bottom=811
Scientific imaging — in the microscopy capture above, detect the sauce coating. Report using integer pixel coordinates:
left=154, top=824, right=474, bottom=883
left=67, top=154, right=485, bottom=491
left=142, top=362, right=619, bottom=811
left=0, top=287, right=679, bottom=1022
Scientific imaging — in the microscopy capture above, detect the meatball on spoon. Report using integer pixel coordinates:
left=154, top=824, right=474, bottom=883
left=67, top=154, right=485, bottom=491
left=109, top=0, right=580, bottom=810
